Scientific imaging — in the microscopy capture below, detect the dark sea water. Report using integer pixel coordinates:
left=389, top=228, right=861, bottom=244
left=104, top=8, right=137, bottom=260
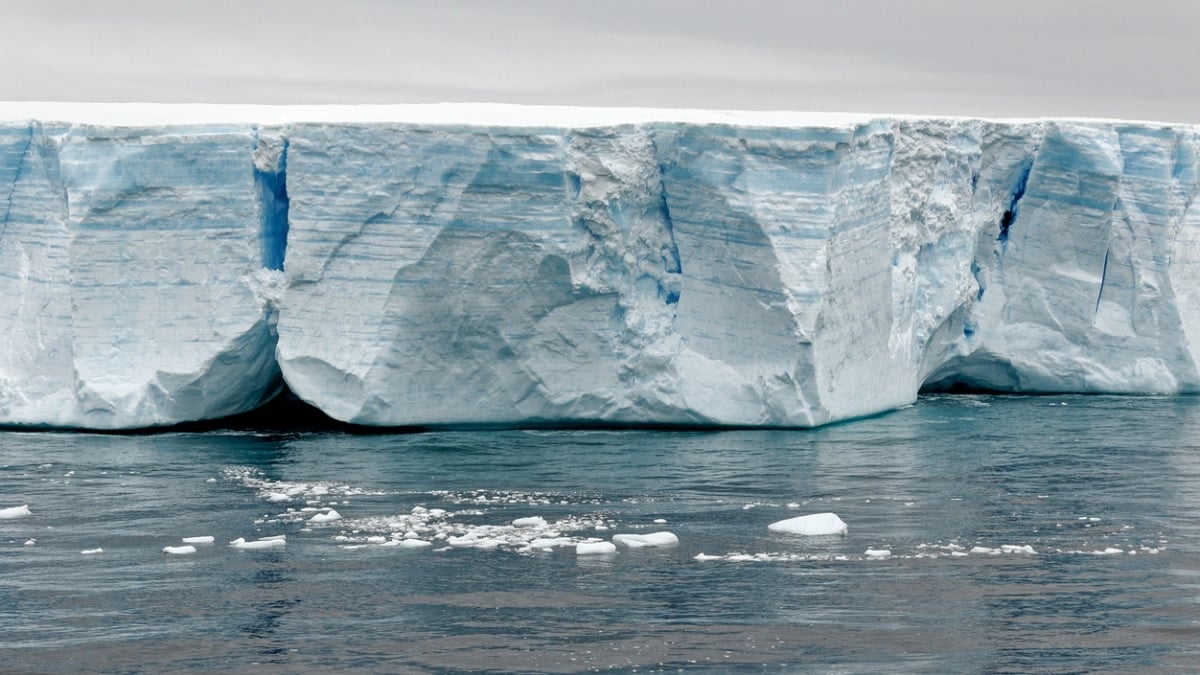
left=3, top=395, right=1200, bottom=673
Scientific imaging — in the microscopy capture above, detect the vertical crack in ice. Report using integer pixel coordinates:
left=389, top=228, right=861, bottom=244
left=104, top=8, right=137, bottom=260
left=998, top=159, right=1032, bottom=246
left=655, top=159, right=682, bottom=305
left=254, top=135, right=289, bottom=271
left=1096, top=246, right=1110, bottom=316
left=0, top=124, right=34, bottom=240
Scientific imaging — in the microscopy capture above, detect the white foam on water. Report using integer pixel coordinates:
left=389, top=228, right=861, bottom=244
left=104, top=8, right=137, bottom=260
left=864, top=549, right=892, bottom=558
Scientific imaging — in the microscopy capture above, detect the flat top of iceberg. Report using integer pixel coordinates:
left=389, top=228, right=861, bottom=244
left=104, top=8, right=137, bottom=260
left=1, top=101, right=1178, bottom=129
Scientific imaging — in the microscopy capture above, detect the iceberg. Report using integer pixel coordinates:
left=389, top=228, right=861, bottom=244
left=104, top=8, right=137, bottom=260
left=0, top=104, right=1198, bottom=430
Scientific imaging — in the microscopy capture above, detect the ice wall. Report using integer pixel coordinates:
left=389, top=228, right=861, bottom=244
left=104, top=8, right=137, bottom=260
left=0, top=121, right=284, bottom=428
left=1, top=105, right=1198, bottom=429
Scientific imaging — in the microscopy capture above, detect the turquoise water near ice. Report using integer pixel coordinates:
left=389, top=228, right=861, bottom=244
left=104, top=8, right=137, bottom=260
left=3, top=395, right=1200, bottom=672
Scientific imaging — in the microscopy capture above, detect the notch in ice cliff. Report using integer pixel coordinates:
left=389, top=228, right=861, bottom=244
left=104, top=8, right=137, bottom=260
left=1, top=104, right=1198, bottom=430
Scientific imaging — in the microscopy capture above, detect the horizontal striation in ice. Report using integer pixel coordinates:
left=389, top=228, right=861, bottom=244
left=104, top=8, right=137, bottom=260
left=1, top=105, right=1198, bottom=429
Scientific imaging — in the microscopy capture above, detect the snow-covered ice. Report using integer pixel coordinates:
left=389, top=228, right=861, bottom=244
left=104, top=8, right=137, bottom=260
left=576, top=541, right=618, bottom=555
left=181, top=535, right=215, bottom=544
left=768, top=513, right=847, bottom=536
left=612, top=532, right=679, bottom=548
left=229, top=536, right=286, bottom=549
left=0, top=505, right=31, bottom=519
left=163, top=545, right=197, bottom=555
left=309, top=509, right=342, bottom=523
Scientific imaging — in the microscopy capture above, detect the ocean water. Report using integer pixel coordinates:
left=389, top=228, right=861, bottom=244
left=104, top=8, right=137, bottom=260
left=3, top=394, right=1200, bottom=673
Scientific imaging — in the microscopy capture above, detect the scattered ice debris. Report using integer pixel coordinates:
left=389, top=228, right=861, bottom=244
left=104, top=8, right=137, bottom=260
left=163, top=545, right=197, bottom=555
left=864, top=549, right=891, bottom=558
left=229, top=536, right=286, bottom=550
left=181, top=536, right=215, bottom=545
left=309, top=509, right=342, bottom=523
left=767, top=512, right=847, bottom=536
left=81, top=548, right=103, bottom=555
left=0, top=505, right=32, bottom=520
left=512, top=516, right=547, bottom=528
left=576, top=541, right=617, bottom=556
left=612, top=532, right=679, bottom=548
left=222, top=467, right=384, bottom=507
left=23, top=539, right=35, bottom=546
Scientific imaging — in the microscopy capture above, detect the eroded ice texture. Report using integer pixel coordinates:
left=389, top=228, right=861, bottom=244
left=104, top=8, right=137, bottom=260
left=0, top=120, right=285, bottom=428
left=3, top=105, right=1200, bottom=429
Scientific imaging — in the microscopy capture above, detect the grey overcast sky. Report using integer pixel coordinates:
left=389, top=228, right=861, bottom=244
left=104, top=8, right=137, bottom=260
left=1, top=0, right=1197, bottom=122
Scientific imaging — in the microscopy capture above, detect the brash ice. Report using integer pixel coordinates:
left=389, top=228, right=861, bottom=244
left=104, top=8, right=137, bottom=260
left=1, top=104, right=1198, bottom=429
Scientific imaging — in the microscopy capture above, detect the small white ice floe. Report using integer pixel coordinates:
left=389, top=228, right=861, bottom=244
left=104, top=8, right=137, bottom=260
left=81, top=548, right=103, bottom=555
left=393, top=539, right=432, bottom=549
left=864, top=549, right=891, bottom=558
left=653, top=518, right=668, bottom=524
left=229, top=536, right=287, bottom=550
left=163, top=545, right=197, bottom=555
left=181, top=536, right=215, bottom=545
left=0, top=505, right=32, bottom=520
left=576, top=541, right=617, bottom=556
left=23, top=539, right=36, bottom=546
left=768, top=512, right=847, bottom=536
left=693, top=553, right=723, bottom=561
left=512, top=516, right=547, bottom=528
left=970, top=546, right=1001, bottom=555
left=309, top=509, right=342, bottom=523
left=1000, top=544, right=1037, bottom=555
left=266, top=493, right=291, bottom=502
left=612, top=532, right=679, bottom=548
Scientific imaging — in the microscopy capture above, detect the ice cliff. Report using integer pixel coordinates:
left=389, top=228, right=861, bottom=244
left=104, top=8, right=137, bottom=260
left=1, top=104, right=1198, bottom=429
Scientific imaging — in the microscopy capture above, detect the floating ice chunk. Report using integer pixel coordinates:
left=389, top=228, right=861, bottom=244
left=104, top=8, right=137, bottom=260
left=266, top=493, right=291, bottom=502
left=970, top=546, right=1000, bottom=555
left=576, top=541, right=617, bottom=556
left=163, top=545, right=197, bottom=555
left=395, top=539, right=432, bottom=549
left=694, top=553, right=722, bottom=561
left=258, top=534, right=287, bottom=541
left=229, top=537, right=286, bottom=549
left=653, top=518, right=668, bottom=524
left=529, top=537, right=574, bottom=550
left=768, top=513, right=847, bottom=536
left=81, top=548, right=103, bottom=555
left=23, top=539, right=35, bottom=546
left=612, top=532, right=679, bottom=548
left=0, top=505, right=32, bottom=520
left=181, top=536, right=215, bottom=545
left=1000, top=544, right=1037, bottom=554
left=309, top=509, right=342, bottom=523
left=512, top=516, right=547, bottom=528
left=864, top=549, right=891, bottom=558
